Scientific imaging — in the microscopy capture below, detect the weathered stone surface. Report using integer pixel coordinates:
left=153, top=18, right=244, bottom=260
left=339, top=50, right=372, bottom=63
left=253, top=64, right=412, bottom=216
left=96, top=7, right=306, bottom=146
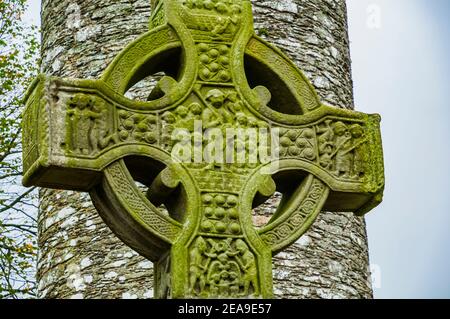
left=37, top=0, right=154, bottom=300
left=35, top=0, right=378, bottom=299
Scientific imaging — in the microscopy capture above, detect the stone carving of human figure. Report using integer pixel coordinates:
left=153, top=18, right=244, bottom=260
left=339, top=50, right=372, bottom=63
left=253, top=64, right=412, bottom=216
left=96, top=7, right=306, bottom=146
left=213, top=18, right=231, bottom=35
left=212, top=2, right=242, bottom=35
left=234, top=113, right=255, bottom=168
left=235, top=113, right=248, bottom=157
left=224, top=91, right=243, bottom=114
left=247, top=117, right=258, bottom=129
left=349, top=124, right=367, bottom=178
left=235, top=239, right=259, bottom=297
left=208, top=252, right=240, bottom=297
left=230, top=3, right=242, bottom=25
left=189, top=236, right=208, bottom=295
left=67, top=95, right=101, bottom=155
left=190, top=102, right=204, bottom=119
left=157, top=257, right=171, bottom=299
left=227, top=270, right=240, bottom=296
left=162, top=111, right=176, bottom=149
left=202, top=89, right=234, bottom=169
left=208, top=273, right=221, bottom=296
left=333, top=121, right=353, bottom=178
left=204, top=239, right=225, bottom=294
left=317, top=120, right=334, bottom=146
left=185, top=102, right=203, bottom=132
left=202, top=89, right=233, bottom=129
left=317, top=120, right=336, bottom=171
left=175, top=105, right=190, bottom=129
left=319, top=143, right=334, bottom=170
left=89, top=99, right=114, bottom=150
left=217, top=253, right=233, bottom=296
left=235, top=112, right=248, bottom=128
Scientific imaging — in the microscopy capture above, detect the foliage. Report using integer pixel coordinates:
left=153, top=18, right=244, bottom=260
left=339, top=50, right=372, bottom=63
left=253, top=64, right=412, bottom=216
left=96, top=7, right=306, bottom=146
left=0, top=0, right=39, bottom=299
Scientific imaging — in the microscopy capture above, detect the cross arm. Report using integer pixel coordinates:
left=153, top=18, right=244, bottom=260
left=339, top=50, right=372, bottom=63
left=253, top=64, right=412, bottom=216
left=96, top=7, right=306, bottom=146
left=273, top=107, right=384, bottom=214
left=22, top=75, right=171, bottom=190
left=249, top=107, right=384, bottom=253
left=22, top=75, right=184, bottom=259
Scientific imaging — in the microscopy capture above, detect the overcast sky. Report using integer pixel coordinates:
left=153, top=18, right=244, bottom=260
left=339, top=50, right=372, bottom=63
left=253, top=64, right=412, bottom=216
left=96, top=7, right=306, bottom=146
left=24, top=1, right=450, bottom=299
left=347, top=0, right=450, bottom=299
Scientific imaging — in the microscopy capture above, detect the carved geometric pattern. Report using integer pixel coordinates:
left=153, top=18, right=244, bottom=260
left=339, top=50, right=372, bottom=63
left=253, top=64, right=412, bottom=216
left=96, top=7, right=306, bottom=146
left=105, top=161, right=181, bottom=242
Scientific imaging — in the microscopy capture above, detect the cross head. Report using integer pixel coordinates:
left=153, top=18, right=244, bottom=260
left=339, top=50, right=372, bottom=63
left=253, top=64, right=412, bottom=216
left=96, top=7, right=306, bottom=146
left=22, top=0, right=384, bottom=298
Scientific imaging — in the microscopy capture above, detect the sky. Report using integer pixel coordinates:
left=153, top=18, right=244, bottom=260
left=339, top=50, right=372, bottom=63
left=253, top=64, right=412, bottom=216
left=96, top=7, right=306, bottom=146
left=347, top=0, right=450, bottom=298
left=23, top=1, right=450, bottom=299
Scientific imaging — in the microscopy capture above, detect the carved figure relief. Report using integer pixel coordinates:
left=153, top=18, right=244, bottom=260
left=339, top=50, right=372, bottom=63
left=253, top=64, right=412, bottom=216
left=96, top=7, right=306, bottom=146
left=316, top=120, right=368, bottom=180
left=66, top=94, right=105, bottom=154
left=189, top=236, right=259, bottom=298
left=181, top=0, right=243, bottom=37
left=156, top=254, right=172, bottom=299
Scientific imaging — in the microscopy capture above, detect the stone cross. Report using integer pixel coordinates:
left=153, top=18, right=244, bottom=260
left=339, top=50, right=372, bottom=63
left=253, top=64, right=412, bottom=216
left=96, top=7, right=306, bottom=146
left=22, top=0, right=384, bottom=299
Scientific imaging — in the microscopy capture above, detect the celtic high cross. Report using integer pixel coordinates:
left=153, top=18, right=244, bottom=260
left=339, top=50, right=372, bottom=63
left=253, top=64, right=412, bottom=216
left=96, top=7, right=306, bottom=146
left=22, top=0, right=384, bottom=298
